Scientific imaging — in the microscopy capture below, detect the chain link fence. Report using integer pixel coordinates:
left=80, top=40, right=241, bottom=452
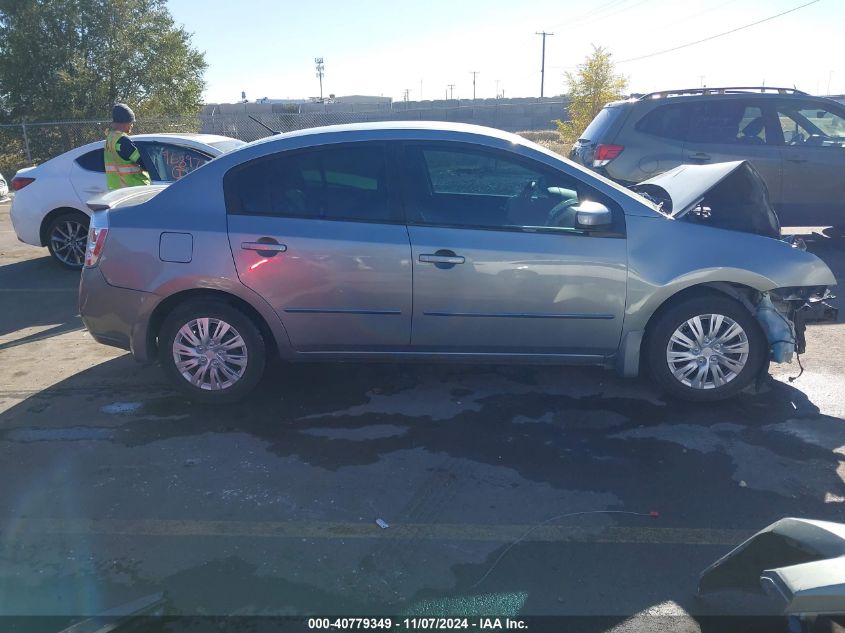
left=0, top=101, right=569, bottom=177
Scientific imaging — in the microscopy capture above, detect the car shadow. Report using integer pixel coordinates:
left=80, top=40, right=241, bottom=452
left=0, top=256, right=82, bottom=341
left=1, top=352, right=843, bottom=625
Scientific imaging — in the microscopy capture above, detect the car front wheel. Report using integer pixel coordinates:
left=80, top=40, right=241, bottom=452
left=645, top=295, right=768, bottom=401
left=158, top=301, right=266, bottom=403
left=46, top=211, right=89, bottom=268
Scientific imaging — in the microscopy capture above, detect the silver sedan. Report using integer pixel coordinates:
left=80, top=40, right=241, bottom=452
left=78, top=122, right=837, bottom=402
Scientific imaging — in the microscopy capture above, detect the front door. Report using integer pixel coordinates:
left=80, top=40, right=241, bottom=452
left=401, top=143, right=627, bottom=356
left=225, top=142, right=412, bottom=351
left=771, top=99, right=845, bottom=226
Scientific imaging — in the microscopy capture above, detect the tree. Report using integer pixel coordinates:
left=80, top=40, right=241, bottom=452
left=555, top=46, right=628, bottom=146
left=0, top=0, right=207, bottom=122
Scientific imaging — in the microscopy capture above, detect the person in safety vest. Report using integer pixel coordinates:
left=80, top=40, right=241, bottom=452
left=104, top=104, right=151, bottom=190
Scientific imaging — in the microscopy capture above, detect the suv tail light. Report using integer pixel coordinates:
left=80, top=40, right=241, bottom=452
left=11, top=176, right=35, bottom=191
left=84, top=226, right=109, bottom=268
left=593, top=144, right=624, bottom=167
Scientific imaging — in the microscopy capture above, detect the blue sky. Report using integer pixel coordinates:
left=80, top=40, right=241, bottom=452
left=167, top=0, right=841, bottom=103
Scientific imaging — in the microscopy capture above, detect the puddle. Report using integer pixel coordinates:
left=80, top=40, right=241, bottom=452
left=100, top=402, right=143, bottom=414
left=4, top=426, right=114, bottom=442
left=300, top=424, right=409, bottom=441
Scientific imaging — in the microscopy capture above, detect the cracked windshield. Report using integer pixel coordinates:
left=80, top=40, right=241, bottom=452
left=1, top=0, right=844, bottom=632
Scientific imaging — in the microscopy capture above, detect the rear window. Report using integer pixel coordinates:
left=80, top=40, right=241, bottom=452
left=224, top=143, right=397, bottom=223
left=636, top=104, right=688, bottom=141
left=579, top=106, right=624, bottom=141
left=208, top=139, right=247, bottom=153
left=75, top=149, right=105, bottom=172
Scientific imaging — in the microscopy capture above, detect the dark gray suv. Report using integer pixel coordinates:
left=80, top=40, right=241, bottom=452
left=570, top=87, right=845, bottom=227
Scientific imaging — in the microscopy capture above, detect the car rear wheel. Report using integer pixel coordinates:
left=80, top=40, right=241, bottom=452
left=46, top=211, right=89, bottom=269
left=158, top=301, right=266, bottom=403
left=645, top=295, right=767, bottom=401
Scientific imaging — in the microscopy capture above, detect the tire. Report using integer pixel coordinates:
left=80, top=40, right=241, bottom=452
left=46, top=211, right=89, bottom=269
left=158, top=300, right=266, bottom=403
left=645, top=294, right=768, bottom=402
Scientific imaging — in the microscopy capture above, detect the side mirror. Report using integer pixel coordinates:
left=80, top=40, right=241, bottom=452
left=574, top=201, right=613, bottom=229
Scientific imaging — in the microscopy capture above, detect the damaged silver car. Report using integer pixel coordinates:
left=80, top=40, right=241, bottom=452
left=78, top=122, right=837, bottom=403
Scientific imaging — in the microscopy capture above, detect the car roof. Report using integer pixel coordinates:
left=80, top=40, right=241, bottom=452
left=249, top=120, right=523, bottom=146
left=606, top=87, right=839, bottom=109
left=131, top=133, right=237, bottom=144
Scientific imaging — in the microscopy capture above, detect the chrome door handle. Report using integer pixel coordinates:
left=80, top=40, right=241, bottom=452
left=688, top=153, right=711, bottom=162
left=241, top=240, right=287, bottom=256
left=419, top=254, right=465, bottom=264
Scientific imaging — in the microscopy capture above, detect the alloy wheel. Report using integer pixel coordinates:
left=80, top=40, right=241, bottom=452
left=50, top=219, right=88, bottom=267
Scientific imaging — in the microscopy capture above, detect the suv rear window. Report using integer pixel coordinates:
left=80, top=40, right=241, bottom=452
left=636, top=104, right=688, bottom=140
left=579, top=106, right=624, bottom=141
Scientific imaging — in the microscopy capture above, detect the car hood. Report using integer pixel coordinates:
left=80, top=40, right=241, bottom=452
left=630, top=160, right=781, bottom=239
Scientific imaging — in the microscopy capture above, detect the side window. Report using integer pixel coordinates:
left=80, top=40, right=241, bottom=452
left=225, top=144, right=395, bottom=223
left=775, top=101, right=845, bottom=147
left=75, top=149, right=105, bottom=172
left=687, top=101, right=769, bottom=145
left=138, top=143, right=210, bottom=182
left=636, top=104, right=688, bottom=141
left=403, top=144, right=616, bottom=232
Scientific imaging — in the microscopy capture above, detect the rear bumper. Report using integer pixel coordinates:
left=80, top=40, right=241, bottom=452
left=9, top=197, right=42, bottom=246
left=79, top=267, right=155, bottom=361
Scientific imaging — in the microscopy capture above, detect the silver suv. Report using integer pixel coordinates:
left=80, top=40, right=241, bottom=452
left=570, top=87, right=845, bottom=227
left=79, top=122, right=836, bottom=403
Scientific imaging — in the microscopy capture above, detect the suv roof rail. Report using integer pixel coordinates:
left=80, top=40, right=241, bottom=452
left=638, top=86, right=808, bottom=100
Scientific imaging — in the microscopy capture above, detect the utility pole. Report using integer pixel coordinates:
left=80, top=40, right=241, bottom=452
left=420, top=79, right=423, bottom=101
left=495, top=79, right=500, bottom=99
left=535, top=31, right=553, bottom=98
left=448, top=84, right=455, bottom=100
left=470, top=71, right=480, bottom=100
left=403, top=88, right=410, bottom=110
left=315, top=57, right=325, bottom=101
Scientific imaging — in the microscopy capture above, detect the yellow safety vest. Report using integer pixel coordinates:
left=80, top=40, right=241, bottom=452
left=104, top=130, right=151, bottom=190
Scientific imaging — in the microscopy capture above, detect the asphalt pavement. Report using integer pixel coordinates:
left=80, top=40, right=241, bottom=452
left=0, top=199, right=843, bottom=631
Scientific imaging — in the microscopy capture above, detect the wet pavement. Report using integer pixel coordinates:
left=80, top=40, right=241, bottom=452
left=0, top=200, right=843, bottom=630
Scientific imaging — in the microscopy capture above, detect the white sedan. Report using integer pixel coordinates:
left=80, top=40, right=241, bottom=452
left=10, top=133, right=245, bottom=268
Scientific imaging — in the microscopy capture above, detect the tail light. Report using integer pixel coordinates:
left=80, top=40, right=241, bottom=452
left=11, top=176, right=35, bottom=191
left=84, top=226, right=109, bottom=267
left=593, top=144, right=624, bottom=167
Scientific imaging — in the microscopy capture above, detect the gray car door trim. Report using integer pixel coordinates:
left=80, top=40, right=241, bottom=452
left=284, top=308, right=403, bottom=315
left=422, top=311, right=616, bottom=319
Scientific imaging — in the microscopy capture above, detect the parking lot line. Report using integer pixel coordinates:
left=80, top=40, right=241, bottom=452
left=0, top=288, right=78, bottom=292
left=16, top=518, right=750, bottom=545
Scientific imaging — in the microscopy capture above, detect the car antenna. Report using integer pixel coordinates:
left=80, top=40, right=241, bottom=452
left=248, top=115, right=281, bottom=136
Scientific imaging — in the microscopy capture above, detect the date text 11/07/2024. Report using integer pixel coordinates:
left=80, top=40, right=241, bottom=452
left=307, top=618, right=529, bottom=630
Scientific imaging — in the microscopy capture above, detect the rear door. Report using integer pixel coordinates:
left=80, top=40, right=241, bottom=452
left=771, top=99, right=845, bottom=226
left=402, top=142, right=627, bottom=356
left=226, top=142, right=413, bottom=351
left=682, top=100, right=783, bottom=204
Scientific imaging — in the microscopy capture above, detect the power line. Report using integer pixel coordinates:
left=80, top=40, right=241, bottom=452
left=617, top=0, right=822, bottom=64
